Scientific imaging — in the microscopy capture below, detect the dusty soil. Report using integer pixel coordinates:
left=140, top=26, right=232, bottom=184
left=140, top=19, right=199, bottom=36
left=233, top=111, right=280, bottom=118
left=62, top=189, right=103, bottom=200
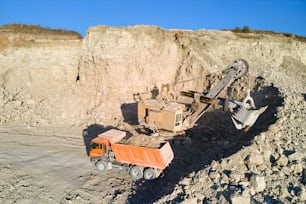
left=0, top=125, right=133, bottom=203
left=0, top=25, right=305, bottom=203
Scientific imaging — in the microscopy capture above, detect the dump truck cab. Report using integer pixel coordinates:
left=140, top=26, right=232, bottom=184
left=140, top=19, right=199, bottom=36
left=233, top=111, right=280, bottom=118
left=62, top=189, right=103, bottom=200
left=90, top=129, right=126, bottom=160
left=90, top=137, right=110, bottom=159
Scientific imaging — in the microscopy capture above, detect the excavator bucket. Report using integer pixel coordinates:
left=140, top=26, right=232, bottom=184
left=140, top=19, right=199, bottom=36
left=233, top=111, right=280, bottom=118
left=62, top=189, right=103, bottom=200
left=231, top=106, right=268, bottom=130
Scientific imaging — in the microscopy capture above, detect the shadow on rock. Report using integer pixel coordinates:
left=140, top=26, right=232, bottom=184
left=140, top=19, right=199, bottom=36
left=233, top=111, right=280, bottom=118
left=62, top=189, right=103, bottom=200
left=82, top=124, right=113, bottom=156
left=127, top=83, right=284, bottom=203
left=121, top=103, right=138, bottom=125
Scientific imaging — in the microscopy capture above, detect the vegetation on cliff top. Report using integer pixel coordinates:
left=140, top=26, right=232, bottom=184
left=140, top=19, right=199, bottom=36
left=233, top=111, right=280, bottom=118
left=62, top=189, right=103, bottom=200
left=1, top=24, right=305, bottom=43
left=0, top=24, right=82, bottom=39
left=227, top=26, right=306, bottom=43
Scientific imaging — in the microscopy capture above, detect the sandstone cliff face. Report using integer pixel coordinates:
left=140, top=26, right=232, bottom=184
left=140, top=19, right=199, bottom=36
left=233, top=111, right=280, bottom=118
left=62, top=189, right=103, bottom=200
left=77, top=25, right=306, bottom=126
left=1, top=25, right=305, bottom=127
left=0, top=31, right=82, bottom=125
left=0, top=26, right=305, bottom=203
left=77, top=26, right=183, bottom=125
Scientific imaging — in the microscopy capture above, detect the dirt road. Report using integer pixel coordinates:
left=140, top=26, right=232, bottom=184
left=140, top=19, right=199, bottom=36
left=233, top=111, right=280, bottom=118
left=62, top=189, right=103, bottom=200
left=0, top=125, right=133, bottom=203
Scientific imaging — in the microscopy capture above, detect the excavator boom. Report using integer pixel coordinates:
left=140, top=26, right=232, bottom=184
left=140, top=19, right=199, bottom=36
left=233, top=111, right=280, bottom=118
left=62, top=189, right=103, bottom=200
left=205, top=59, right=248, bottom=98
left=181, top=59, right=267, bottom=130
left=182, top=59, right=250, bottom=129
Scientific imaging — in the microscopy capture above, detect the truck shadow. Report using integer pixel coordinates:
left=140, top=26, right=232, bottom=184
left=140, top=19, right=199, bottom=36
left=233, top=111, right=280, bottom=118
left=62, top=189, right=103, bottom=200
left=82, top=124, right=126, bottom=156
left=126, top=84, right=284, bottom=203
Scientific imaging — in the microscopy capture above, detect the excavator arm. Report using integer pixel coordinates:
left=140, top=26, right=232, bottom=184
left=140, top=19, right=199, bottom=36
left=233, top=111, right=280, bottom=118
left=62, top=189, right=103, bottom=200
left=181, top=90, right=268, bottom=130
left=181, top=59, right=267, bottom=130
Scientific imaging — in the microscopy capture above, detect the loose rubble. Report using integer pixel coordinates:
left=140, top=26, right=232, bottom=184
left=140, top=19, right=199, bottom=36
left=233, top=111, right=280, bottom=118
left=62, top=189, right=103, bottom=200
left=155, top=65, right=305, bottom=204
left=0, top=25, right=305, bottom=203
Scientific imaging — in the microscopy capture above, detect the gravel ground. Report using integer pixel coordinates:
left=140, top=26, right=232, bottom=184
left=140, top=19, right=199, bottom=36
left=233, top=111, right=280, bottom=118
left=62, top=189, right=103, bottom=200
left=0, top=25, right=305, bottom=203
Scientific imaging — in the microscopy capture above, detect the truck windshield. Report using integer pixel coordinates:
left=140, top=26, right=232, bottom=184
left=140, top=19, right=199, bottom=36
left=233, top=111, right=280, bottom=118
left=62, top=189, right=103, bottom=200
left=91, top=142, right=99, bottom=149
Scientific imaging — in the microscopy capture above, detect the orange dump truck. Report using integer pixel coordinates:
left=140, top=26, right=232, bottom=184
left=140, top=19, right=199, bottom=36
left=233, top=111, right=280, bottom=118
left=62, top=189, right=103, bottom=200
left=89, top=129, right=174, bottom=180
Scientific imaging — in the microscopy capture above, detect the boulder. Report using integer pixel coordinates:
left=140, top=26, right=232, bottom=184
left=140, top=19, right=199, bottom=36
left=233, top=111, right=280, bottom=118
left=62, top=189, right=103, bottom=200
left=297, top=187, right=306, bottom=201
left=280, top=187, right=290, bottom=199
left=250, top=175, right=266, bottom=193
left=288, top=151, right=304, bottom=162
left=229, top=172, right=243, bottom=183
left=277, top=155, right=289, bottom=167
left=290, top=163, right=303, bottom=174
left=231, top=195, right=250, bottom=204
left=209, top=171, right=220, bottom=180
left=245, top=154, right=264, bottom=166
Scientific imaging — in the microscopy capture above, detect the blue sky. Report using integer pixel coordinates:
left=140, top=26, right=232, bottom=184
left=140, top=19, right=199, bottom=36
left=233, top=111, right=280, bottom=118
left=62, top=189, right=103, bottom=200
left=1, top=0, right=306, bottom=37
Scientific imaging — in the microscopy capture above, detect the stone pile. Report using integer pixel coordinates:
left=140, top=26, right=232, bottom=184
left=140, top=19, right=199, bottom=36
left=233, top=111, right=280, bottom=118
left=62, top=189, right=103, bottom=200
left=156, top=66, right=305, bottom=204
left=0, top=88, right=51, bottom=125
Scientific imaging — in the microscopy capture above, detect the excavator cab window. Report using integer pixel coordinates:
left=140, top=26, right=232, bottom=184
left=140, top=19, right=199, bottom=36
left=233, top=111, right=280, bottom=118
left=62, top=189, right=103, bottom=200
left=145, top=108, right=149, bottom=123
left=175, top=113, right=182, bottom=127
left=91, top=142, right=99, bottom=149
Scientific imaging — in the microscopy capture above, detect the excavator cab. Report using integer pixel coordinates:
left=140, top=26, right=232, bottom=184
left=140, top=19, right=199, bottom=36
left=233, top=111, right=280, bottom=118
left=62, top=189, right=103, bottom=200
left=137, top=99, right=185, bottom=133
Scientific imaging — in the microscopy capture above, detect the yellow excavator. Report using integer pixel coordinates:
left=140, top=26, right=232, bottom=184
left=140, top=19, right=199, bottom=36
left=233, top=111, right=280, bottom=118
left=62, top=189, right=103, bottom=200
left=136, top=59, right=267, bottom=136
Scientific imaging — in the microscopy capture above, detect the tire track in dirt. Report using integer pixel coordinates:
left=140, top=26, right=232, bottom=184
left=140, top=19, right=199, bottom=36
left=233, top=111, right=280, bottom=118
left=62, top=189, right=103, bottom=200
left=0, top=126, right=134, bottom=203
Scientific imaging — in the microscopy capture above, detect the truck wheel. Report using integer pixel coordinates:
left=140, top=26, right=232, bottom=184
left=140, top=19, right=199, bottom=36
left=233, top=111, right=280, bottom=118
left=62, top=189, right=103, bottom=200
left=95, top=160, right=107, bottom=172
left=130, top=166, right=143, bottom=180
left=144, top=168, right=157, bottom=180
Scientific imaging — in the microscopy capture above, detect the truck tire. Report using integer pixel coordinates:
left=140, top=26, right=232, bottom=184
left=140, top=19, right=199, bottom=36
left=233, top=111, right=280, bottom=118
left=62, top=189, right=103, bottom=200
left=130, top=166, right=143, bottom=180
left=144, top=168, right=157, bottom=180
left=95, top=160, right=107, bottom=172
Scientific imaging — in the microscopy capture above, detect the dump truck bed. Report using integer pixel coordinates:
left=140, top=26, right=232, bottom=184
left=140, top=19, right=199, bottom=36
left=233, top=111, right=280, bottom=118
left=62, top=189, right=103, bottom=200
left=111, top=142, right=174, bottom=170
left=119, top=134, right=166, bottom=148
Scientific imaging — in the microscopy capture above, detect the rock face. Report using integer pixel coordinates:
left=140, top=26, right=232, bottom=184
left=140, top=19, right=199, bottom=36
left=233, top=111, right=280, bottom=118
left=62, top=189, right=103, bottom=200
left=0, top=30, right=83, bottom=125
left=0, top=25, right=306, bottom=203
left=77, top=25, right=306, bottom=127
left=1, top=25, right=306, bottom=127
left=77, top=26, right=186, bottom=125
